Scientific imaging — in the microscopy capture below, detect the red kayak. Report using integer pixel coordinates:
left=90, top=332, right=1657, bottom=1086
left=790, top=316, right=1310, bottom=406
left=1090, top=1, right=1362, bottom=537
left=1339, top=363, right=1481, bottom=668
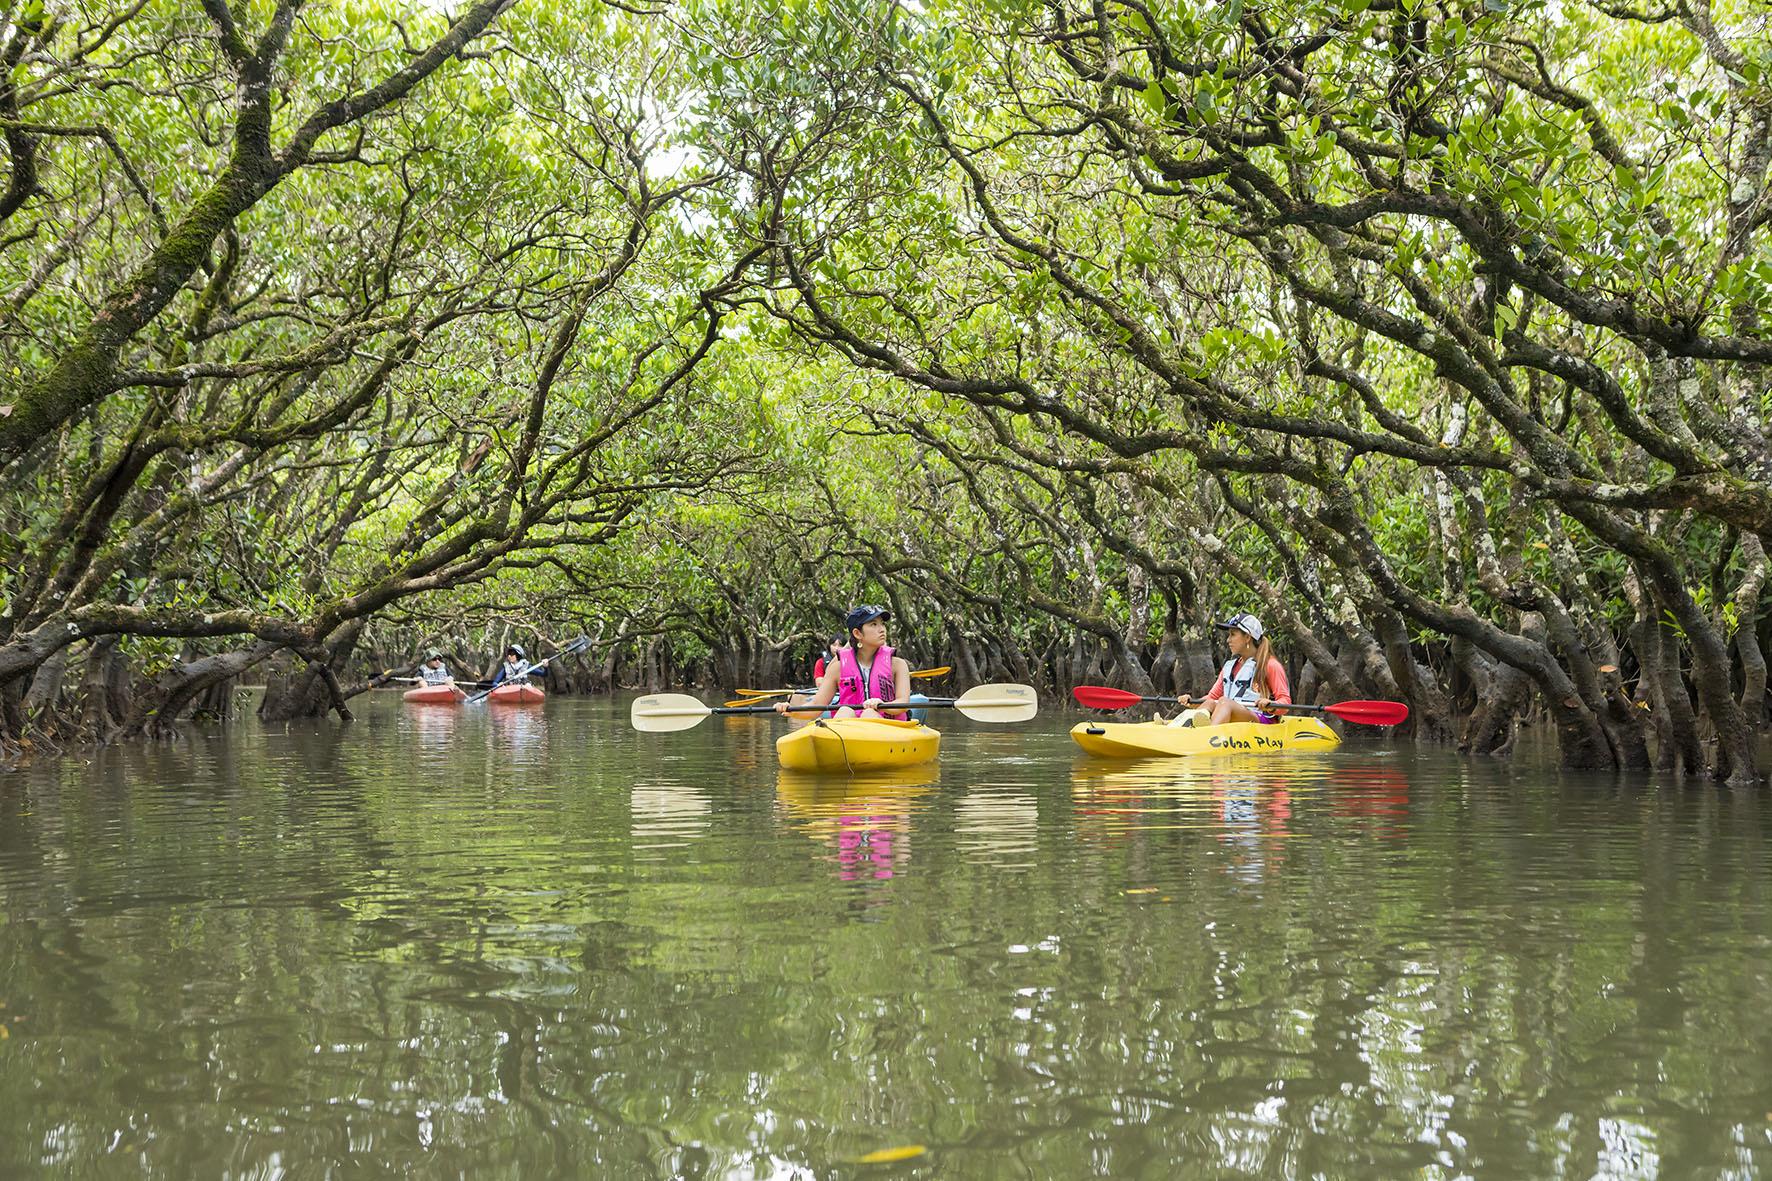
left=487, top=683, right=545, bottom=704
left=403, top=683, right=465, bottom=705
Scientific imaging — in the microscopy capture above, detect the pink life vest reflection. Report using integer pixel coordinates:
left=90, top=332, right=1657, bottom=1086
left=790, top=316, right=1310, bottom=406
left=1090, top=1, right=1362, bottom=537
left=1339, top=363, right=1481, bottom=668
left=775, top=770, right=934, bottom=885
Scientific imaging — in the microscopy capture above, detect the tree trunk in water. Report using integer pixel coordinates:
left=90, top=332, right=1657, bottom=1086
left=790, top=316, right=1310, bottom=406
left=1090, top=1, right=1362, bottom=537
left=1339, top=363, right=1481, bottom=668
left=257, top=657, right=331, bottom=722
left=78, top=636, right=127, bottom=744
left=594, top=644, right=620, bottom=694
left=1371, top=610, right=1454, bottom=742
left=996, top=628, right=1034, bottom=689
left=948, top=623, right=983, bottom=691
left=1339, top=617, right=1405, bottom=701
left=124, top=642, right=279, bottom=738
left=1461, top=659, right=1533, bottom=757
left=1448, top=636, right=1495, bottom=716
left=1110, top=636, right=1156, bottom=696
left=1, top=678, right=25, bottom=755
left=1645, top=614, right=1706, bottom=775
left=23, top=647, right=68, bottom=719
left=1735, top=534, right=1768, bottom=725
left=1149, top=627, right=1181, bottom=694
left=259, top=624, right=362, bottom=723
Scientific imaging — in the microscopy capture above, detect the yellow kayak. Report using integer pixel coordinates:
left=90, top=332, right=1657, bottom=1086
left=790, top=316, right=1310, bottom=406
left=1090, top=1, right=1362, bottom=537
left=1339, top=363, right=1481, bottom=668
left=775, top=717, right=941, bottom=772
left=1071, top=715, right=1340, bottom=759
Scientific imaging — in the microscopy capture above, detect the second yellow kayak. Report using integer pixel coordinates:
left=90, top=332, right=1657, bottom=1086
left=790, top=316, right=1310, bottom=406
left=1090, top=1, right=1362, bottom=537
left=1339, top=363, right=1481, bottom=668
left=1071, top=715, right=1340, bottom=759
left=776, top=717, right=941, bottom=773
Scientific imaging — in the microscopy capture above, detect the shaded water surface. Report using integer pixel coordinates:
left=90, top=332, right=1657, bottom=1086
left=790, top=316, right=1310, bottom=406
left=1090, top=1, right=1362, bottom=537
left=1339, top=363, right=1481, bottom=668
left=2, top=698, right=1770, bottom=1177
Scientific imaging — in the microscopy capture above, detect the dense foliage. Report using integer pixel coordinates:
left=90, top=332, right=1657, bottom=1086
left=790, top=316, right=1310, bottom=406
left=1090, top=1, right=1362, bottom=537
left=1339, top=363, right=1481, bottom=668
left=2, top=0, right=1768, bottom=782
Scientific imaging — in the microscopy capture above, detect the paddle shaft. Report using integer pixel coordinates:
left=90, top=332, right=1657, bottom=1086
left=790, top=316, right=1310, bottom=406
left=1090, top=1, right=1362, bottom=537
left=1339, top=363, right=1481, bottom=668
left=737, top=666, right=951, bottom=698
left=713, top=697, right=967, bottom=717
left=1072, top=684, right=1407, bottom=725
left=1083, top=689, right=1273, bottom=707
left=634, top=683, right=1038, bottom=731
left=370, top=659, right=426, bottom=688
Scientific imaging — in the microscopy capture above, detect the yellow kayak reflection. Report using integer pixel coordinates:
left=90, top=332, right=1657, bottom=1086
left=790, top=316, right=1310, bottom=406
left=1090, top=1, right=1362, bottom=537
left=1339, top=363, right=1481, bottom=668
left=775, top=767, right=938, bottom=882
left=1071, top=754, right=1411, bottom=841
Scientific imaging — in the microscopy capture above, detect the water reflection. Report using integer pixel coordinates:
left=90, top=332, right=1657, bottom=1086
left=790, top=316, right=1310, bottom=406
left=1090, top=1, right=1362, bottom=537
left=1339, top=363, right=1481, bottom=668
left=1325, top=761, right=1413, bottom=838
left=630, top=779, right=710, bottom=850
left=485, top=701, right=545, bottom=763
left=3, top=700, right=1772, bottom=1179
left=405, top=696, right=461, bottom=757
left=954, top=785, right=1041, bottom=867
left=1070, top=754, right=1329, bottom=831
left=775, top=768, right=935, bottom=883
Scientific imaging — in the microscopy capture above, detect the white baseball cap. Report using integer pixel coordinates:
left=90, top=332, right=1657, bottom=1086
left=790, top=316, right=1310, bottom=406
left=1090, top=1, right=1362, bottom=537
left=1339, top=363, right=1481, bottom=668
left=1214, top=613, right=1265, bottom=642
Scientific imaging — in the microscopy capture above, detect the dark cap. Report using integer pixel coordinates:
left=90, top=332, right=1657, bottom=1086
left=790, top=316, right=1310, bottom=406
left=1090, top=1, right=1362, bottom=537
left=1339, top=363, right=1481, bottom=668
left=844, top=604, right=890, bottom=630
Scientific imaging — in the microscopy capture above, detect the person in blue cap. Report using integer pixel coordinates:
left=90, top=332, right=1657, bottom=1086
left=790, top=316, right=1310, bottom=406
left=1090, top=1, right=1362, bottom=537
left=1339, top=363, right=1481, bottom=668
left=778, top=605, right=921, bottom=719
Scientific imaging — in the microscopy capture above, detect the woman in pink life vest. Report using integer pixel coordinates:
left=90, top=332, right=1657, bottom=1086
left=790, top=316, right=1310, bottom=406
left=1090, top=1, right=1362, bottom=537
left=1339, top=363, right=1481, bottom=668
left=777, top=605, right=912, bottom=719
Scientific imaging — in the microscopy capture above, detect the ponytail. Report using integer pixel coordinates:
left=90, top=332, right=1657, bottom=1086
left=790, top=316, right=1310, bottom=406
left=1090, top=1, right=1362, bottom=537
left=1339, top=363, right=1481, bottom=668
left=1250, top=636, right=1275, bottom=697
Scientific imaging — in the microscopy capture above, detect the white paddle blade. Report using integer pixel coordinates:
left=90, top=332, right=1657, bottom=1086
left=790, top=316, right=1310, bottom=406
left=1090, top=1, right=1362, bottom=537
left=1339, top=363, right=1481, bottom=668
left=630, top=693, right=715, bottom=733
left=954, top=682, right=1038, bottom=723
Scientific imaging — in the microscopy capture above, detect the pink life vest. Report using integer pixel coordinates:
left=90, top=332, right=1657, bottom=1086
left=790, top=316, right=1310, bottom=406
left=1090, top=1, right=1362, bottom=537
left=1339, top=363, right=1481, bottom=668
left=836, top=643, right=897, bottom=708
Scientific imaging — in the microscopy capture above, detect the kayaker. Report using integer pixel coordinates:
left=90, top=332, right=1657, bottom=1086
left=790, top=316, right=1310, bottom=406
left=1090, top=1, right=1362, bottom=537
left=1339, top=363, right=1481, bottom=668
left=417, top=649, right=455, bottom=687
left=490, top=644, right=530, bottom=688
left=779, top=605, right=913, bottom=719
left=813, top=636, right=847, bottom=681
left=1173, top=613, right=1292, bottom=726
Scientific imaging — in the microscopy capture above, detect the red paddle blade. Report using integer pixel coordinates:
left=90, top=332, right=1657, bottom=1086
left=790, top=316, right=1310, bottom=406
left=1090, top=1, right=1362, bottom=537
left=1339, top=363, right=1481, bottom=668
left=1072, top=685, right=1145, bottom=709
left=1323, top=700, right=1410, bottom=726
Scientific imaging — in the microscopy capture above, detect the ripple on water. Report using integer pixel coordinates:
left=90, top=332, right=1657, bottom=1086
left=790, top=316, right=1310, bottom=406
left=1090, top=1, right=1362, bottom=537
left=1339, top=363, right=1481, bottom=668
left=3, top=700, right=1772, bottom=1179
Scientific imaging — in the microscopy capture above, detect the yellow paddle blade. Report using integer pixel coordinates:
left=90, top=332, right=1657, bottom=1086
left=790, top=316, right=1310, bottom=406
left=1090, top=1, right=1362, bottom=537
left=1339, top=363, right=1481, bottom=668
left=910, top=666, right=951, bottom=679
left=630, top=693, right=715, bottom=733
left=736, top=687, right=793, bottom=697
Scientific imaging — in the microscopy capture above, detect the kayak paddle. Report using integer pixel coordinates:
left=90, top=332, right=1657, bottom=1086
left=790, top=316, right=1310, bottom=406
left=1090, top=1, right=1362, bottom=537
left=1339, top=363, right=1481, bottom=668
left=464, top=635, right=591, bottom=705
left=369, top=659, right=427, bottom=688
left=732, top=666, right=953, bottom=702
left=1071, top=685, right=1409, bottom=726
left=634, top=682, right=1039, bottom=733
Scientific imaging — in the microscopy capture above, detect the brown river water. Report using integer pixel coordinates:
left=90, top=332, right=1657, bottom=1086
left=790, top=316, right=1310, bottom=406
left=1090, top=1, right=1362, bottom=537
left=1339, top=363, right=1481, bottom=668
left=2, top=695, right=1769, bottom=1177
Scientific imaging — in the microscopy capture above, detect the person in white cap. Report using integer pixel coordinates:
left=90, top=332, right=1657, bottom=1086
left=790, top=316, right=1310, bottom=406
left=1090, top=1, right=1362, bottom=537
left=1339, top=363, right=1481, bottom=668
left=1172, top=613, right=1292, bottom=726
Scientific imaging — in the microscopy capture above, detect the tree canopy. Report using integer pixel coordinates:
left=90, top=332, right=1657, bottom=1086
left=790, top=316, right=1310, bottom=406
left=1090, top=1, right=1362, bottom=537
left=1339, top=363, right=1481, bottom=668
left=2, top=0, right=1768, bottom=782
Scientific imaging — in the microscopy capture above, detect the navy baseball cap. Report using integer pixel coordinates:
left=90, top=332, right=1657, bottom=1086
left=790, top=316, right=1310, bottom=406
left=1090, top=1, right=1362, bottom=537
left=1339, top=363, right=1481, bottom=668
left=845, top=604, right=890, bottom=630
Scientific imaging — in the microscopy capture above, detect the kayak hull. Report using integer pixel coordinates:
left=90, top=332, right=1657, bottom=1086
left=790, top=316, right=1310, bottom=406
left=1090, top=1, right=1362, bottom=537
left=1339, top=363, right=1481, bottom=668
left=487, top=683, right=545, bottom=704
left=1071, top=715, right=1340, bottom=759
left=776, top=717, right=941, bottom=773
left=403, top=684, right=465, bottom=704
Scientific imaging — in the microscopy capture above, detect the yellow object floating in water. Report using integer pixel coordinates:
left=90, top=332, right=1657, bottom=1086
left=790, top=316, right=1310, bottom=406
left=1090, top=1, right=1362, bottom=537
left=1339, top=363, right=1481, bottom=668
left=1070, top=715, right=1340, bottom=759
left=775, top=717, right=941, bottom=773
left=856, top=1144, right=927, bottom=1163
